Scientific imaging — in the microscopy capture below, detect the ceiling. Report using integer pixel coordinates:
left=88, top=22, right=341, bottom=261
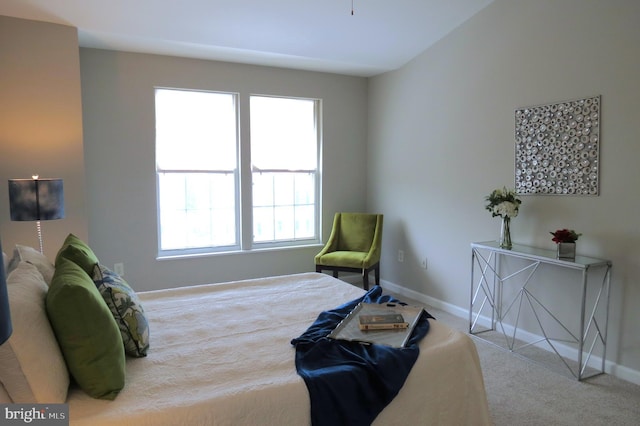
left=0, top=0, right=493, bottom=77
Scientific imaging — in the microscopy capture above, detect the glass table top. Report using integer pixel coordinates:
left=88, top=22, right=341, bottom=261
left=471, top=241, right=611, bottom=268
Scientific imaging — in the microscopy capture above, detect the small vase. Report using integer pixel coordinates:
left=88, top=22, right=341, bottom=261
left=557, top=242, right=576, bottom=260
left=499, top=217, right=512, bottom=249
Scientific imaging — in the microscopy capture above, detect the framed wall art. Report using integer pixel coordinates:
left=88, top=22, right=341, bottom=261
left=514, top=96, right=600, bottom=196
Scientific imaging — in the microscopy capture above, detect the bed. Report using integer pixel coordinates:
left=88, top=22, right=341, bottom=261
left=2, top=241, right=491, bottom=425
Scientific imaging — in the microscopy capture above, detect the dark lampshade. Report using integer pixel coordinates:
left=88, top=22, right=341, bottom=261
left=0, top=236, right=12, bottom=345
left=8, top=176, right=65, bottom=253
left=9, top=178, right=65, bottom=221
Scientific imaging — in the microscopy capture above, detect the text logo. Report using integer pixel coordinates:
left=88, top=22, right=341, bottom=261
left=1, top=404, right=68, bottom=425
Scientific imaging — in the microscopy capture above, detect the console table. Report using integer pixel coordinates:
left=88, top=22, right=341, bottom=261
left=469, top=241, right=612, bottom=380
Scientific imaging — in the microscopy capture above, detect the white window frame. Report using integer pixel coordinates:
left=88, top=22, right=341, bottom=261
left=250, top=95, right=322, bottom=249
left=155, top=88, right=322, bottom=257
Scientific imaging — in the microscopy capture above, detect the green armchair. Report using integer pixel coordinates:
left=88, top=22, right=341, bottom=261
left=315, top=212, right=383, bottom=290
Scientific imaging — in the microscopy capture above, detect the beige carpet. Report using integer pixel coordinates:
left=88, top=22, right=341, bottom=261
left=428, top=306, right=640, bottom=426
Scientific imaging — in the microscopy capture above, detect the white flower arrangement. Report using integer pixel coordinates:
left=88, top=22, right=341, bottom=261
left=485, top=187, right=522, bottom=219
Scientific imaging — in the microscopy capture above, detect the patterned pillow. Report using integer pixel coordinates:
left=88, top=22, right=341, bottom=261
left=92, top=264, right=150, bottom=357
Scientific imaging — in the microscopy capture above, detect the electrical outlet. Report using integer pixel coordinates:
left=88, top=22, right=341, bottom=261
left=114, top=262, right=125, bottom=276
left=421, top=257, right=428, bottom=269
left=397, top=250, right=404, bottom=263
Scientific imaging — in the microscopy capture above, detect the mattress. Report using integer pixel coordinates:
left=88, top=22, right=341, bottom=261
left=67, top=272, right=491, bottom=425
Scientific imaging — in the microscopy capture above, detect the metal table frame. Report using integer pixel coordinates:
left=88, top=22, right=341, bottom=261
left=469, top=241, right=612, bottom=380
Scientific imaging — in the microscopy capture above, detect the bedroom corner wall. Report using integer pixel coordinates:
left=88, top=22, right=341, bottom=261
left=0, top=16, right=88, bottom=260
left=367, top=0, right=640, bottom=382
left=79, top=49, right=368, bottom=291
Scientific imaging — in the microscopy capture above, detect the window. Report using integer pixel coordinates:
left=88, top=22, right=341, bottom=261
left=250, top=96, right=319, bottom=245
left=155, top=89, right=320, bottom=256
left=155, top=88, right=239, bottom=253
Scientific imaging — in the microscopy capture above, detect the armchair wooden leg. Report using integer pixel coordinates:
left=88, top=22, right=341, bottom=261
left=363, top=270, right=369, bottom=291
left=374, top=264, right=380, bottom=286
left=333, top=270, right=339, bottom=278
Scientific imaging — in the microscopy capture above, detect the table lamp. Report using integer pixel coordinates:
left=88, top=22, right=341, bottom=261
left=8, top=176, right=65, bottom=254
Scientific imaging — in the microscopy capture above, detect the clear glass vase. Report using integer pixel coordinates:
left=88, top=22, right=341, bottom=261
left=499, top=217, right=512, bottom=249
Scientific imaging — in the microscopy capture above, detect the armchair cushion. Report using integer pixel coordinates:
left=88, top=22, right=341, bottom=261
left=317, top=251, right=369, bottom=269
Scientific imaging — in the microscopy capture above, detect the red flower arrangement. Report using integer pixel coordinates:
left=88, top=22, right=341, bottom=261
left=550, top=229, right=581, bottom=244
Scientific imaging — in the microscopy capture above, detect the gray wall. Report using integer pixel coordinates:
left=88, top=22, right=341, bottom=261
left=80, top=49, right=369, bottom=290
left=367, top=0, right=640, bottom=381
left=0, top=16, right=88, bottom=259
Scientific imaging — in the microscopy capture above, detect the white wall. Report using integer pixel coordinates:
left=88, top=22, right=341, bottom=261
left=367, top=0, right=640, bottom=381
left=0, top=16, right=88, bottom=259
left=80, top=49, right=369, bottom=291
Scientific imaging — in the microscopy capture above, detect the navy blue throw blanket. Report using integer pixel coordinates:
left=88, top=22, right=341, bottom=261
left=290, top=286, right=434, bottom=426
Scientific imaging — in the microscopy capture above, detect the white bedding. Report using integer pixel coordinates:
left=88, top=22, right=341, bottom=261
left=68, top=273, right=491, bottom=425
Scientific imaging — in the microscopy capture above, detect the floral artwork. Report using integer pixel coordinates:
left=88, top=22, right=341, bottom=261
left=515, top=96, right=600, bottom=196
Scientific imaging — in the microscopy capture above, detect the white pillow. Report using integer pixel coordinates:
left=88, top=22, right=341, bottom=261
left=0, top=262, right=69, bottom=403
left=7, top=245, right=55, bottom=285
left=0, top=382, right=11, bottom=403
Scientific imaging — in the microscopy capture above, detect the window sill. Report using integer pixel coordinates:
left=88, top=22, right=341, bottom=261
left=156, top=243, right=324, bottom=261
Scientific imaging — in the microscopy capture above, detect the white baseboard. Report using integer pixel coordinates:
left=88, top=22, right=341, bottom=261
left=379, top=279, right=640, bottom=386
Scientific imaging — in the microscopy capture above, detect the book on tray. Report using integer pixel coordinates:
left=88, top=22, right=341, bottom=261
left=358, top=313, right=409, bottom=330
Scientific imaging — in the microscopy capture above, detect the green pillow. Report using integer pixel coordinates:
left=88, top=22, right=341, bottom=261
left=55, top=233, right=100, bottom=275
left=46, top=257, right=125, bottom=400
